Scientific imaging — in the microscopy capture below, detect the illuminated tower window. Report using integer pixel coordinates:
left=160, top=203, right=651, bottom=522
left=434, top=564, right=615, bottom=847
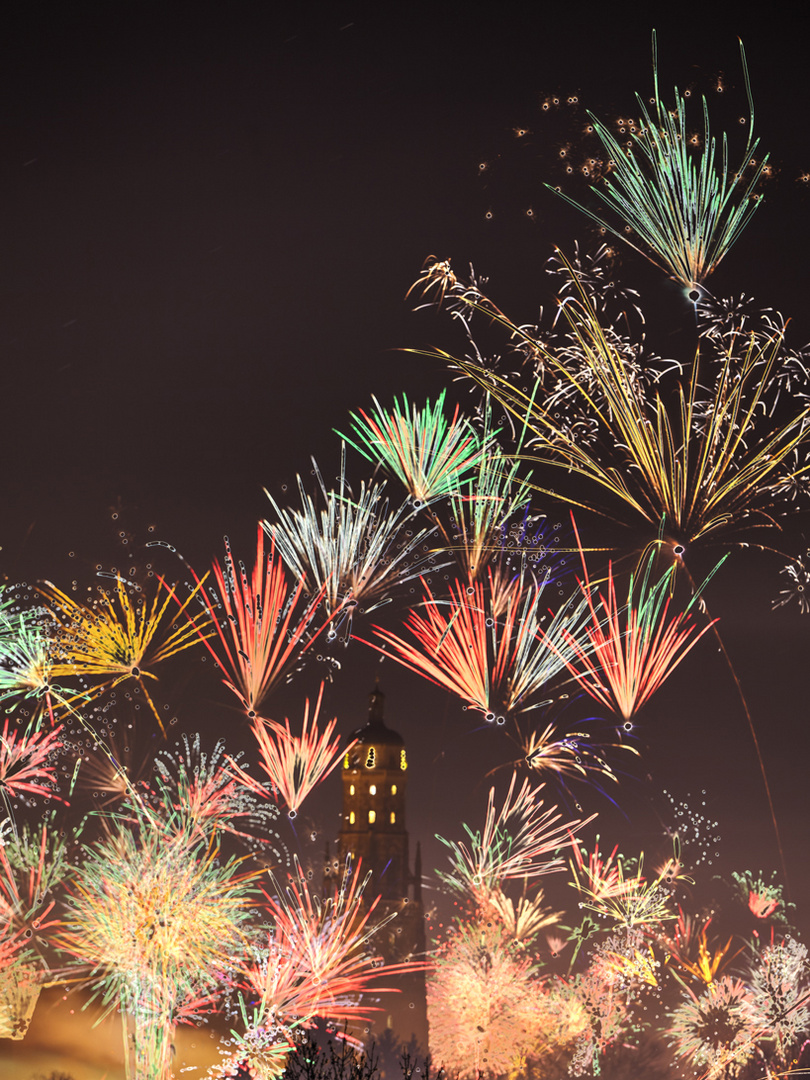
left=391, top=784, right=397, bottom=795
left=349, top=811, right=356, bottom=825
left=368, top=810, right=376, bottom=824
left=369, top=784, right=376, bottom=795
left=365, top=747, right=376, bottom=769
left=399, top=749, right=407, bottom=770
left=349, top=784, right=355, bottom=796
left=343, top=754, right=350, bottom=769
left=390, top=812, right=396, bottom=824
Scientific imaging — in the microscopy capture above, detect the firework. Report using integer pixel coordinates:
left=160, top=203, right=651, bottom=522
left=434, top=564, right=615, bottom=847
left=0, top=818, right=71, bottom=1038
left=547, top=33, right=767, bottom=290
left=362, top=571, right=592, bottom=720
left=152, top=732, right=279, bottom=843
left=188, top=528, right=330, bottom=718
left=744, top=937, right=810, bottom=1064
left=507, top=717, right=637, bottom=792
left=264, top=453, right=440, bottom=633
left=226, top=684, right=352, bottom=819
left=668, top=976, right=756, bottom=1079
left=411, top=255, right=810, bottom=552
left=436, top=772, right=593, bottom=900
left=445, top=441, right=533, bottom=584
left=731, top=870, right=789, bottom=923
left=42, top=575, right=213, bottom=737
left=0, top=607, right=86, bottom=726
left=338, top=389, right=487, bottom=505
left=56, top=815, right=257, bottom=1080
left=569, top=840, right=675, bottom=928
left=242, top=857, right=423, bottom=1028
left=659, top=909, right=740, bottom=991
left=480, top=886, right=562, bottom=946
left=557, top=523, right=725, bottom=720
left=427, top=916, right=552, bottom=1079
left=0, top=717, right=64, bottom=807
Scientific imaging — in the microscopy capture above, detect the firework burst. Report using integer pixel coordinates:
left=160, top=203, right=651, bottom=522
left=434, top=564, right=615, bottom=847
left=338, top=389, right=487, bottom=506
left=557, top=523, right=725, bottom=720
left=57, top=816, right=257, bottom=1080
left=264, top=452, right=440, bottom=634
left=362, top=571, right=592, bottom=720
left=188, top=528, right=331, bottom=718
left=437, top=772, right=593, bottom=900
left=227, top=684, right=354, bottom=819
left=243, top=857, right=423, bottom=1028
left=547, top=33, right=767, bottom=290
left=42, top=575, right=212, bottom=737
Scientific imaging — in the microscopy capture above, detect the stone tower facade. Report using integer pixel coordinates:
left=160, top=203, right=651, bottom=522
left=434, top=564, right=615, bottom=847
left=325, top=686, right=428, bottom=1054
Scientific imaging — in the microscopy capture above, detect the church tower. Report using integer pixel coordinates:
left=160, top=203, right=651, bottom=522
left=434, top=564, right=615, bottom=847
left=325, top=686, right=428, bottom=1054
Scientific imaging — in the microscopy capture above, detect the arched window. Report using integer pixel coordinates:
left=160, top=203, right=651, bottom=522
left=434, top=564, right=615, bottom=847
left=368, top=810, right=376, bottom=824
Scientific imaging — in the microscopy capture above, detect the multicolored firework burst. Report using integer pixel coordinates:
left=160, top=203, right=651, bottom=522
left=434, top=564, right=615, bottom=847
left=56, top=813, right=258, bottom=1080
left=669, top=976, right=755, bottom=1078
left=338, top=389, right=487, bottom=506
left=241, top=857, right=423, bottom=1028
left=264, top=453, right=440, bottom=633
left=362, top=570, right=592, bottom=721
left=557, top=523, right=725, bottom=720
left=437, top=772, right=593, bottom=902
left=427, top=916, right=553, bottom=1079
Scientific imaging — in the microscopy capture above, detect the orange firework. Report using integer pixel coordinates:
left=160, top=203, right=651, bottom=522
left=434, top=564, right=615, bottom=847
left=228, top=684, right=355, bottom=818
left=188, top=527, right=331, bottom=719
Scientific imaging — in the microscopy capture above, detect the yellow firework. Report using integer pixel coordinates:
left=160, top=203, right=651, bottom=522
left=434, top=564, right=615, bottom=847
left=42, top=576, right=212, bottom=736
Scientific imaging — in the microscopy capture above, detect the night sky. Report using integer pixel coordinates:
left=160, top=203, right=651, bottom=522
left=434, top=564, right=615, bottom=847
left=2, top=1, right=810, bottom=942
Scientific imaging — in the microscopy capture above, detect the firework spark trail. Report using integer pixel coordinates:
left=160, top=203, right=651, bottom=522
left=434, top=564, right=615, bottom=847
left=0, top=718, right=65, bottom=804
left=338, top=389, right=487, bottom=506
left=410, top=256, right=810, bottom=549
left=186, top=527, right=331, bottom=718
left=152, top=733, right=278, bottom=844
left=554, top=519, right=726, bottom=720
left=243, top=857, right=426, bottom=1027
left=437, top=772, right=594, bottom=900
left=361, top=571, right=593, bottom=720
left=227, top=683, right=355, bottom=819
left=42, top=575, right=213, bottom=737
left=56, top=813, right=258, bottom=1080
left=546, top=32, right=767, bottom=290
left=264, top=451, right=442, bottom=630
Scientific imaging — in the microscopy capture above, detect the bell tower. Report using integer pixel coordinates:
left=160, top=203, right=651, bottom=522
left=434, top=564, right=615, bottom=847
left=326, top=685, right=428, bottom=1055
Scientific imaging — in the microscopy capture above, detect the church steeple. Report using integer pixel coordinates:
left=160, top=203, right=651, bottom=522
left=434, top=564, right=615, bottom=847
left=327, top=686, right=428, bottom=1055
left=339, top=685, right=409, bottom=900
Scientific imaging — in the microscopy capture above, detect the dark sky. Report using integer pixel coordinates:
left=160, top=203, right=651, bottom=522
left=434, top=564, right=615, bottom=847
left=2, top=3, right=809, bottom=929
